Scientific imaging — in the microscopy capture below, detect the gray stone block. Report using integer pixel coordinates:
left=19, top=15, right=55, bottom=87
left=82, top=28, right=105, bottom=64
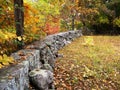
left=29, top=69, right=53, bottom=90
left=41, top=64, right=53, bottom=72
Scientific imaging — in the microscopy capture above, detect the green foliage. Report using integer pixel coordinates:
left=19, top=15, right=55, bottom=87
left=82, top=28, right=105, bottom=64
left=76, top=21, right=83, bottom=29
left=25, top=0, right=60, bottom=19
left=106, top=0, right=120, bottom=17
left=113, top=17, right=120, bottom=27
left=98, top=16, right=109, bottom=24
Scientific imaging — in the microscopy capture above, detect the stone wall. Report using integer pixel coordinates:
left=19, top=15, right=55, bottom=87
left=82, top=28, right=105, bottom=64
left=0, top=30, right=82, bottom=90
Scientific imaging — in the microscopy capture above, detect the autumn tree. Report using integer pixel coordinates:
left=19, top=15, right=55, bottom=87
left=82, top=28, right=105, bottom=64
left=27, top=0, right=61, bottom=35
left=0, top=0, right=14, bottom=28
left=60, top=0, right=98, bottom=32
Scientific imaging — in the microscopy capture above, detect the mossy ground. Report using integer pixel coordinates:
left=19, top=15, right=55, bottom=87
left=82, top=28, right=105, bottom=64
left=54, top=36, right=120, bottom=90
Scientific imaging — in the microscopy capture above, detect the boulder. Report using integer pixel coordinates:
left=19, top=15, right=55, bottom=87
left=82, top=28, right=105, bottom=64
left=29, top=69, right=53, bottom=90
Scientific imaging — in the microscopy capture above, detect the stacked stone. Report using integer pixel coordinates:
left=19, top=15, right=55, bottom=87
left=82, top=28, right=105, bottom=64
left=0, top=30, right=82, bottom=90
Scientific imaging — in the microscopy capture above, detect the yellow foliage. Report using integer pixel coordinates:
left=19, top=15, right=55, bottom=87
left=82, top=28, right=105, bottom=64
left=24, top=3, right=41, bottom=35
left=0, top=30, right=16, bottom=43
left=31, top=26, right=39, bottom=33
left=0, top=54, right=14, bottom=68
left=0, top=64, right=3, bottom=68
left=82, top=36, right=94, bottom=46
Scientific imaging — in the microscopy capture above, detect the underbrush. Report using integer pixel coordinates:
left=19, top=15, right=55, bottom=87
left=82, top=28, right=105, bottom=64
left=54, top=36, right=120, bottom=89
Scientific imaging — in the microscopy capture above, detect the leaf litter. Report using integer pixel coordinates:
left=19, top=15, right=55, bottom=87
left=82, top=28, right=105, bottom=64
left=54, top=36, right=120, bottom=90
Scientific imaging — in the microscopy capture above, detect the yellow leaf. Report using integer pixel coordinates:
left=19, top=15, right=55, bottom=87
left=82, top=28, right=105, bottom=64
left=0, top=64, right=3, bottom=69
left=17, top=36, right=22, bottom=41
left=3, top=54, right=7, bottom=58
left=2, top=62, right=9, bottom=65
left=7, top=57, right=14, bottom=63
left=2, top=55, right=14, bottom=65
left=0, top=56, right=2, bottom=60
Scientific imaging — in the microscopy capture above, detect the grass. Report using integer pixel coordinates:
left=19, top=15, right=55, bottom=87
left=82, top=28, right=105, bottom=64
left=54, top=36, right=120, bottom=90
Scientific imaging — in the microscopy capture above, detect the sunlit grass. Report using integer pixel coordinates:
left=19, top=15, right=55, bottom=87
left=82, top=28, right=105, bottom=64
left=54, top=36, right=120, bottom=89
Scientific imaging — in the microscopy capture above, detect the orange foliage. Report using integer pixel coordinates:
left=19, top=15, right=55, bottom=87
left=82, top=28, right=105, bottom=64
left=44, top=18, right=60, bottom=35
left=45, top=23, right=60, bottom=35
left=0, top=3, right=14, bottom=28
left=24, top=3, right=40, bottom=34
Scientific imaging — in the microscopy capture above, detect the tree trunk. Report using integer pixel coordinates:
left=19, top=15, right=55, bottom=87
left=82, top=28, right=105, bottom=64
left=14, top=0, right=24, bottom=49
left=71, top=15, right=75, bottom=30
